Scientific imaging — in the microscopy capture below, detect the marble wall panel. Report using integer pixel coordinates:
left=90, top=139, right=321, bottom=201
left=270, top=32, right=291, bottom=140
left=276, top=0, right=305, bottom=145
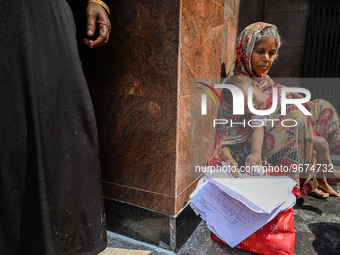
left=174, top=0, right=226, bottom=212
left=175, top=91, right=217, bottom=196
left=92, top=93, right=177, bottom=197
left=175, top=95, right=191, bottom=193
left=175, top=0, right=241, bottom=212
left=179, top=0, right=225, bottom=97
left=175, top=178, right=201, bottom=213
left=224, top=0, right=240, bottom=27
left=176, top=16, right=225, bottom=196
left=223, top=0, right=240, bottom=72
left=103, top=182, right=175, bottom=214
left=189, top=90, right=219, bottom=176
left=223, top=22, right=239, bottom=74
left=213, top=0, right=225, bottom=8
left=83, top=0, right=180, bottom=98
left=80, top=0, right=242, bottom=215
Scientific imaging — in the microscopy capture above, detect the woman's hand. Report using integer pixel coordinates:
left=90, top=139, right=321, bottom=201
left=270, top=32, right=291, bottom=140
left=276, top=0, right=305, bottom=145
left=221, top=147, right=239, bottom=178
left=224, top=158, right=239, bottom=178
left=246, top=152, right=262, bottom=168
left=84, top=3, right=111, bottom=48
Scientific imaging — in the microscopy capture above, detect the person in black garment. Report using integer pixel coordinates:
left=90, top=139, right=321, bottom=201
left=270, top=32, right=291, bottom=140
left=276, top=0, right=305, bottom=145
left=0, top=1, right=111, bottom=254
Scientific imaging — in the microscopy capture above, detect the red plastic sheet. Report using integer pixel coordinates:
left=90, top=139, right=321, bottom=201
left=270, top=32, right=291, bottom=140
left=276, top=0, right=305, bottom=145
left=210, top=207, right=295, bottom=255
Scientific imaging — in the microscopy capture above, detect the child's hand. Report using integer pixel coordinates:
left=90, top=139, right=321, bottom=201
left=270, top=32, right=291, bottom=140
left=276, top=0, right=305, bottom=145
left=246, top=152, right=262, bottom=168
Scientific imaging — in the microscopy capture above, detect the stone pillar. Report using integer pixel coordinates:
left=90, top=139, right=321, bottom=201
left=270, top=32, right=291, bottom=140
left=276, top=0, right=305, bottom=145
left=77, top=0, right=240, bottom=250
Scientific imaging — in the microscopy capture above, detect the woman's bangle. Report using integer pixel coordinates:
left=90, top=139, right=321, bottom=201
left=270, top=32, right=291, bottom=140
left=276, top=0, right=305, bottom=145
left=87, top=0, right=110, bottom=16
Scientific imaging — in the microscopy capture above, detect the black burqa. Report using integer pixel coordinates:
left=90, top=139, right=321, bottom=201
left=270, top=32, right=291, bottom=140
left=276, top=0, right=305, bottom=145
left=0, top=0, right=107, bottom=254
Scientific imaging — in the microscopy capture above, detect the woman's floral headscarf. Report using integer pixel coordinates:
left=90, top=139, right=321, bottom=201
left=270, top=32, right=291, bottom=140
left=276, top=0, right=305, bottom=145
left=228, top=22, right=280, bottom=86
left=211, top=22, right=282, bottom=161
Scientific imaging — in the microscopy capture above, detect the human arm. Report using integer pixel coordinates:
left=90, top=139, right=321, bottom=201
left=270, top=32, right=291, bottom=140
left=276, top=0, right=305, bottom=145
left=84, top=1, right=111, bottom=48
left=220, top=146, right=239, bottom=178
left=246, top=126, right=264, bottom=168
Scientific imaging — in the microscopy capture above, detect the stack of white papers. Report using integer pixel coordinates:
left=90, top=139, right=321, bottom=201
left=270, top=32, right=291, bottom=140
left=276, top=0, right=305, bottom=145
left=190, top=167, right=296, bottom=248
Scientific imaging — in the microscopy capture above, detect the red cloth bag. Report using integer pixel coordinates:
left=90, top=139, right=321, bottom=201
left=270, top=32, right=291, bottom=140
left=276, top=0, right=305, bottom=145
left=210, top=207, right=295, bottom=255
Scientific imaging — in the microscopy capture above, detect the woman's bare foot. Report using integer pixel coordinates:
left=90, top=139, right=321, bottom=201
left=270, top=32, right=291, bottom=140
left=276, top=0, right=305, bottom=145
left=310, top=188, right=329, bottom=199
left=318, top=179, right=339, bottom=197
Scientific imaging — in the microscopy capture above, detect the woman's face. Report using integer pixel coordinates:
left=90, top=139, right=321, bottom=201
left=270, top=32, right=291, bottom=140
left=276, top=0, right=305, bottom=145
left=251, top=37, right=277, bottom=76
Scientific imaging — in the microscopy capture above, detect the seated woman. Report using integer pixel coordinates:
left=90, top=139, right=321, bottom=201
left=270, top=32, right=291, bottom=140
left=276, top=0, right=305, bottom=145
left=221, top=21, right=340, bottom=197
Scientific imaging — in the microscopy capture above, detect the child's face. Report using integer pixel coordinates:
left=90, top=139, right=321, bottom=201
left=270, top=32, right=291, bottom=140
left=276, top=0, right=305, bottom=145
left=244, top=85, right=267, bottom=114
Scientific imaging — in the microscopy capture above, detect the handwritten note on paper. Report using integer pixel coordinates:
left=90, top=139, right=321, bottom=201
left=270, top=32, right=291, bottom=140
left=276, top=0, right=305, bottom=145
left=190, top=178, right=296, bottom=247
